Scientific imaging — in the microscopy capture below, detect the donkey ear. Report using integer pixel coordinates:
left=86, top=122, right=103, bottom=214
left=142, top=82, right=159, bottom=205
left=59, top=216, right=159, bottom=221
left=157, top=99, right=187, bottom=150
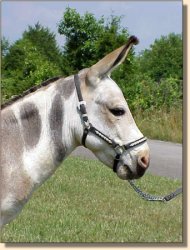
left=87, top=36, right=139, bottom=85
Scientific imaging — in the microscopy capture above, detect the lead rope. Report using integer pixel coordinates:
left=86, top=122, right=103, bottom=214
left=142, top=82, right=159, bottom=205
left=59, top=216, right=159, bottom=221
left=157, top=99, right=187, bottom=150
left=128, top=180, right=182, bottom=202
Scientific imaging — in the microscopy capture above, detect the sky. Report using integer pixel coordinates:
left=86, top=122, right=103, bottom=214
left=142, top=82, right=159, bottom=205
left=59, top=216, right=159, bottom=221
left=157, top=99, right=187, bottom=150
left=1, top=0, right=182, bottom=54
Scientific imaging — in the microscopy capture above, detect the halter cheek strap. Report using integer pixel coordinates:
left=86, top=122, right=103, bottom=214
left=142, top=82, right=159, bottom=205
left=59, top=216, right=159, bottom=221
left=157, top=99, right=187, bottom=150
left=74, top=74, right=147, bottom=173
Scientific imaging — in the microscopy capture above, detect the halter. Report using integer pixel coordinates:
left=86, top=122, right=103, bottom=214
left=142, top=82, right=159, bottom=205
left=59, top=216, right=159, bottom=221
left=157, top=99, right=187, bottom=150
left=74, top=74, right=182, bottom=202
left=74, top=74, right=147, bottom=173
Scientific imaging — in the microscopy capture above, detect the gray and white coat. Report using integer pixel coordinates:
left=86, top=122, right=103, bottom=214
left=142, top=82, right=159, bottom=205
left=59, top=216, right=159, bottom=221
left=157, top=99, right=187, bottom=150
left=0, top=36, right=150, bottom=227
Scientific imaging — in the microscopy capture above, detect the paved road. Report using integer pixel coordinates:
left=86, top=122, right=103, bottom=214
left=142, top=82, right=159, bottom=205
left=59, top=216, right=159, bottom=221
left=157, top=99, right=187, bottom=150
left=71, top=139, right=182, bottom=180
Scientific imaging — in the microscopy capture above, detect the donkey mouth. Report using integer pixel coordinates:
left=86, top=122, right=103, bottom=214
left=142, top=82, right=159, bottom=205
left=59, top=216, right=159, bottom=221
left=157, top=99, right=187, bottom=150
left=124, top=165, right=146, bottom=180
left=124, top=165, right=134, bottom=179
left=116, top=164, right=146, bottom=180
left=136, top=164, right=147, bottom=178
left=116, top=165, right=135, bottom=180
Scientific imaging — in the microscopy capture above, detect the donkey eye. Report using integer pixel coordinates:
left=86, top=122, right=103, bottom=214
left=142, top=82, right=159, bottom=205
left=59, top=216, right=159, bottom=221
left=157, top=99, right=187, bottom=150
left=109, top=108, right=125, bottom=116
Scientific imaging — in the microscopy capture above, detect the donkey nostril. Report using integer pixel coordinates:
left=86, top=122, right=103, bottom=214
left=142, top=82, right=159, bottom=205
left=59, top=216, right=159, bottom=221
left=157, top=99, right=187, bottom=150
left=141, top=156, right=148, bottom=166
left=138, top=155, right=149, bottom=169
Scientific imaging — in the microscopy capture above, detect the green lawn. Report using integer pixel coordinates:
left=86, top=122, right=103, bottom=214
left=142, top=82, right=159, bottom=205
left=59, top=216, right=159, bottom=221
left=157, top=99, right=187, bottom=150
left=1, top=157, right=182, bottom=243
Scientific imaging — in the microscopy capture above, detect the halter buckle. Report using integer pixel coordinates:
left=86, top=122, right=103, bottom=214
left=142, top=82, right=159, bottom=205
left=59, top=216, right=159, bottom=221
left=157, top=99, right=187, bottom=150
left=114, top=144, right=125, bottom=155
left=83, top=119, right=90, bottom=129
left=77, top=101, right=90, bottom=128
left=77, top=101, right=86, bottom=111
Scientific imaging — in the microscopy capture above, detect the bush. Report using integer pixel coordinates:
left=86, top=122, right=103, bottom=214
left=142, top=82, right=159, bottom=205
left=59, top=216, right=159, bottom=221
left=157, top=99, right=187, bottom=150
left=119, top=75, right=182, bottom=112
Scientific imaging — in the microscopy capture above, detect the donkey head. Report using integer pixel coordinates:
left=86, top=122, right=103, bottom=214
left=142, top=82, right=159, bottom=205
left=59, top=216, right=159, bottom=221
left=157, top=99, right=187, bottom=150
left=79, top=36, right=150, bottom=180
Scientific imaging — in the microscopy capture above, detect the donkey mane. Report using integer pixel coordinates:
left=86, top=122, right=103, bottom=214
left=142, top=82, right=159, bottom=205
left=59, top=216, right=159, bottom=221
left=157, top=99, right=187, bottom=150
left=1, top=76, right=61, bottom=110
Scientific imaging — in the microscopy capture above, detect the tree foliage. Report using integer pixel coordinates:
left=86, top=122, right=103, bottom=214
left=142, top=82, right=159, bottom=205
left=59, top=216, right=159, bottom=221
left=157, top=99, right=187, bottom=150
left=1, top=23, right=62, bottom=102
left=58, top=7, right=135, bottom=81
left=124, top=33, right=183, bottom=112
left=23, top=22, right=62, bottom=68
left=137, top=33, right=182, bottom=82
left=1, top=37, right=10, bottom=57
left=124, top=75, right=182, bottom=111
left=1, top=9, right=182, bottom=114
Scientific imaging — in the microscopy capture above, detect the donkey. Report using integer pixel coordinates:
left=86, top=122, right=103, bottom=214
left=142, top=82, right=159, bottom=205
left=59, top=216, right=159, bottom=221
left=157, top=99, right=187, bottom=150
left=0, top=36, right=150, bottom=228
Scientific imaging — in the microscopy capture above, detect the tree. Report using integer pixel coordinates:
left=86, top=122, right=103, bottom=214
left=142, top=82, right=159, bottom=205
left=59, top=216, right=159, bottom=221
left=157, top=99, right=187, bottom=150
left=1, top=37, right=10, bottom=57
left=58, top=7, right=135, bottom=83
left=122, top=33, right=183, bottom=112
left=1, top=37, right=10, bottom=81
left=137, top=33, right=182, bottom=82
left=23, top=22, right=62, bottom=68
left=2, top=24, right=62, bottom=102
left=58, top=8, right=104, bottom=72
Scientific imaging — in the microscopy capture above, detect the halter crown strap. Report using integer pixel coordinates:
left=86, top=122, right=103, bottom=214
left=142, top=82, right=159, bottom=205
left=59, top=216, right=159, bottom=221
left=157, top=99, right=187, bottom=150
left=74, top=74, right=89, bottom=129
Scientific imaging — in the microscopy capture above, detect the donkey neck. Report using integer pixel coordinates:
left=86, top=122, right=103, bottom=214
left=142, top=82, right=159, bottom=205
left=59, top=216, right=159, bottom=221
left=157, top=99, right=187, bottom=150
left=1, top=71, right=88, bottom=185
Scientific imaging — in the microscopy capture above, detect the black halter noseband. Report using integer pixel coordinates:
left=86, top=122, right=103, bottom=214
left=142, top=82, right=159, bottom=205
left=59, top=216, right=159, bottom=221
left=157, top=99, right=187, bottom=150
left=74, top=74, right=147, bottom=173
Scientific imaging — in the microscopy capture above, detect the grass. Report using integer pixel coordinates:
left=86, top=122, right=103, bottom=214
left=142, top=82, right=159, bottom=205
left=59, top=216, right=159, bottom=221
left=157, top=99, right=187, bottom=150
left=134, top=107, right=182, bottom=143
left=1, top=157, right=182, bottom=243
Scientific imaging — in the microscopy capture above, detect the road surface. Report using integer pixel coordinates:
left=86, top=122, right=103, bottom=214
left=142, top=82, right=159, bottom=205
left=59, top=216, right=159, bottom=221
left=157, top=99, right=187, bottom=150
left=71, top=139, right=182, bottom=180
